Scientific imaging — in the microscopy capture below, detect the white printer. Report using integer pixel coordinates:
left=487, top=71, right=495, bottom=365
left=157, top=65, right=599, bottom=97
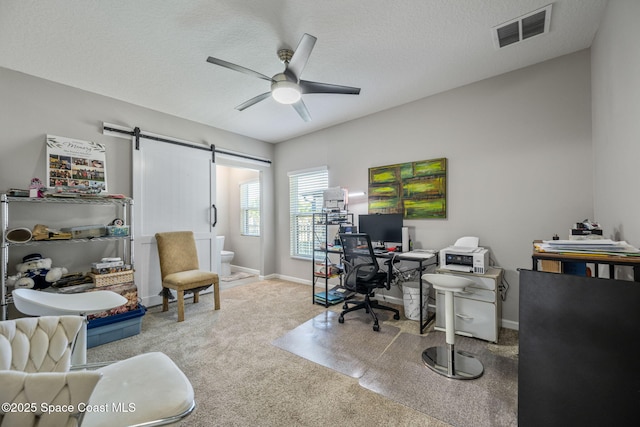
left=439, top=236, right=489, bottom=274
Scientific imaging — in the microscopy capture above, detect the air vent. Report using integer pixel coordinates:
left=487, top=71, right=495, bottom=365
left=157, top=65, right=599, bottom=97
left=492, top=4, right=552, bottom=49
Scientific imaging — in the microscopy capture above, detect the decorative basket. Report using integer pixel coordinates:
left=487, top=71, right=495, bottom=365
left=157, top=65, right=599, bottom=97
left=90, top=270, right=134, bottom=287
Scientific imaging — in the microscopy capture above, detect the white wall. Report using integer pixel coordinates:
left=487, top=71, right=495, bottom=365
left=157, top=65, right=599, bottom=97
left=0, top=67, right=277, bottom=276
left=592, top=0, right=640, bottom=250
left=275, top=50, right=594, bottom=328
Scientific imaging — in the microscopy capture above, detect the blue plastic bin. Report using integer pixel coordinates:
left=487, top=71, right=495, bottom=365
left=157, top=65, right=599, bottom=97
left=87, top=305, right=146, bottom=348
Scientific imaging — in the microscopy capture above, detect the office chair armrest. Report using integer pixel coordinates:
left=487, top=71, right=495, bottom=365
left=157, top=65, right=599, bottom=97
left=351, top=262, right=381, bottom=281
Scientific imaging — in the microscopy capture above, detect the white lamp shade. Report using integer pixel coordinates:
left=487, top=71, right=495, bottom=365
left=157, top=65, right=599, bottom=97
left=271, top=80, right=301, bottom=104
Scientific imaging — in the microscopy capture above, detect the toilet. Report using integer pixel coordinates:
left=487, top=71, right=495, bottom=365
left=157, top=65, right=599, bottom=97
left=217, top=236, right=235, bottom=276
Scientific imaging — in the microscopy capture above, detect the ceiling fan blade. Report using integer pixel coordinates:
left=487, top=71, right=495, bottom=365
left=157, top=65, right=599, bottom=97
left=235, top=92, right=272, bottom=111
left=206, top=56, right=273, bottom=82
left=291, top=99, right=311, bottom=122
left=299, top=80, right=361, bottom=95
left=287, top=33, right=317, bottom=80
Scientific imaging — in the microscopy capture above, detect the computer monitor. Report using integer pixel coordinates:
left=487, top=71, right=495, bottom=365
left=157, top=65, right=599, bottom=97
left=358, top=213, right=403, bottom=246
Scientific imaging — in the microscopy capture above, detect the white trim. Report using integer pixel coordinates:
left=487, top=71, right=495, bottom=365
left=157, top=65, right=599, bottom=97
left=229, top=265, right=260, bottom=276
left=501, top=319, right=519, bottom=331
left=275, top=274, right=312, bottom=285
left=374, top=295, right=404, bottom=307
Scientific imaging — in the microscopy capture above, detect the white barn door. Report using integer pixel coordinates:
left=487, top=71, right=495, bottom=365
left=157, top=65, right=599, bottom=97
left=132, top=133, right=217, bottom=307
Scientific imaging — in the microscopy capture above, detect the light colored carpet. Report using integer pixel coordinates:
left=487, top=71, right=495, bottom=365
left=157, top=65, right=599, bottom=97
left=87, top=279, right=450, bottom=426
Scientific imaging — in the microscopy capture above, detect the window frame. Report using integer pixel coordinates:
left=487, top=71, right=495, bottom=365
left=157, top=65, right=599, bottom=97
left=240, top=179, right=260, bottom=237
left=288, top=167, right=328, bottom=259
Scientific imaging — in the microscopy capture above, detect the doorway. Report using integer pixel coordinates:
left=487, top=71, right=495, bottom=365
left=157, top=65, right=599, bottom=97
left=215, top=164, right=262, bottom=282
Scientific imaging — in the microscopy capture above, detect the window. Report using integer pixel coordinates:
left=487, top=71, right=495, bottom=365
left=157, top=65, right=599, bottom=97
left=240, top=180, right=260, bottom=236
left=289, top=167, right=328, bottom=258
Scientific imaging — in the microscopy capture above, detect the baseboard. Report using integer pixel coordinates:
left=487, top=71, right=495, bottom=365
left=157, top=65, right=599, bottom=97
left=230, top=265, right=260, bottom=276
left=142, top=286, right=214, bottom=309
left=501, top=318, right=519, bottom=330
left=373, top=295, right=404, bottom=306
left=142, top=294, right=162, bottom=309
left=143, top=275, right=520, bottom=331
left=274, top=274, right=312, bottom=285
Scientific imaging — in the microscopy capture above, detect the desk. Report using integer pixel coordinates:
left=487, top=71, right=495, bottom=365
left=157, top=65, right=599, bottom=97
left=375, top=251, right=438, bottom=334
left=532, top=241, right=640, bottom=282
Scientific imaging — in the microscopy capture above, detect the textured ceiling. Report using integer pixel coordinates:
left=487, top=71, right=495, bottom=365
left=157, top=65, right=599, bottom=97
left=0, top=0, right=607, bottom=143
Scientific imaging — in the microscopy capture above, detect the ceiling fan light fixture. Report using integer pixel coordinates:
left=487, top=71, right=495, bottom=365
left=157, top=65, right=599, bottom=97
left=206, top=33, right=360, bottom=120
left=271, top=80, right=301, bottom=104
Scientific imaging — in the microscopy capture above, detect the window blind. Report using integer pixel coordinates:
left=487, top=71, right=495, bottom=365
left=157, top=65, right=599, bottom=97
left=289, top=167, right=328, bottom=258
left=240, top=180, right=260, bottom=236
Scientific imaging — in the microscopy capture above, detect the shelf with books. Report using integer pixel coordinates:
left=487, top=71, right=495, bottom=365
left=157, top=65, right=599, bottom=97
left=1, top=194, right=134, bottom=320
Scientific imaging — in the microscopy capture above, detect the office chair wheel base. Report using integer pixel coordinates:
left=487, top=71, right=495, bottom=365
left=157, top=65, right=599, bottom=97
left=393, top=313, right=400, bottom=320
left=342, top=303, right=349, bottom=310
left=373, top=323, right=380, bottom=332
left=338, top=315, right=344, bottom=324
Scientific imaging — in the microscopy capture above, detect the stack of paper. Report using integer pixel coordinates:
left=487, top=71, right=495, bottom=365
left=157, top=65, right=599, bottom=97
left=535, top=239, right=640, bottom=256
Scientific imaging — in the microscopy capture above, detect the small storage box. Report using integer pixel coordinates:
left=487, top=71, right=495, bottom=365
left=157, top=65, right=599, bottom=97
left=87, top=306, right=146, bottom=348
left=106, top=225, right=130, bottom=236
left=89, top=270, right=134, bottom=287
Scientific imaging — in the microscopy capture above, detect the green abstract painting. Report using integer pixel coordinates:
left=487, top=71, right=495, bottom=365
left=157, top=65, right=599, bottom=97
left=368, top=158, right=446, bottom=219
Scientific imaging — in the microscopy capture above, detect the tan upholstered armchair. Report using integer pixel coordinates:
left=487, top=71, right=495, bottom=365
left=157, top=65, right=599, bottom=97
left=0, top=316, right=195, bottom=427
left=155, top=231, right=220, bottom=322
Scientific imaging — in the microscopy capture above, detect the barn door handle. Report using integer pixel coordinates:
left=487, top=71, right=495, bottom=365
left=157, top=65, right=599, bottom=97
left=212, top=204, right=218, bottom=227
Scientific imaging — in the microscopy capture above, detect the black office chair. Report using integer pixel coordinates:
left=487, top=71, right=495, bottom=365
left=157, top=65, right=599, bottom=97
left=338, top=233, right=400, bottom=331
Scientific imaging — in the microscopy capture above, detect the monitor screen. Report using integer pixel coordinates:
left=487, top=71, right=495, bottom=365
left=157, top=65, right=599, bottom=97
left=358, top=214, right=403, bottom=244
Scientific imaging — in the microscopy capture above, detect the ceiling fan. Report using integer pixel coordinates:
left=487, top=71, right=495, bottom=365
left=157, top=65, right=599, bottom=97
left=206, top=33, right=361, bottom=122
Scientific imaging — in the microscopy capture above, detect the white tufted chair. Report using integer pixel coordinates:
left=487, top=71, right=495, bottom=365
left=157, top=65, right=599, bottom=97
left=0, top=315, right=84, bottom=373
left=0, top=316, right=101, bottom=427
left=0, top=316, right=195, bottom=427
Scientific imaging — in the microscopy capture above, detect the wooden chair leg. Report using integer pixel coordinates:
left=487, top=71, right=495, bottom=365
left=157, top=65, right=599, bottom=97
left=177, top=290, right=185, bottom=322
left=213, top=281, right=220, bottom=310
left=193, top=291, right=200, bottom=304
